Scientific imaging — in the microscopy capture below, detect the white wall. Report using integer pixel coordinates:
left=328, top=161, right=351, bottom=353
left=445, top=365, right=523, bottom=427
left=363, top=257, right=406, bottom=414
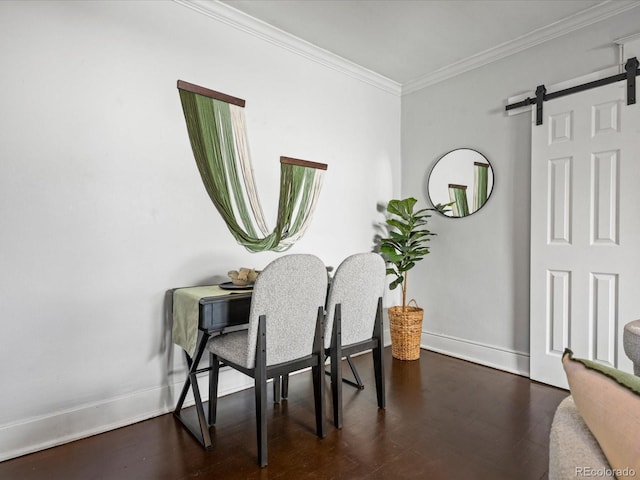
left=0, top=0, right=401, bottom=460
left=402, top=8, right=640, bottom=374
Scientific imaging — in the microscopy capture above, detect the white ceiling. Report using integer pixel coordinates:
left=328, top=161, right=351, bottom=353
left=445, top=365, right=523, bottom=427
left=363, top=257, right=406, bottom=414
left=218, top=0, right=633, bottom=86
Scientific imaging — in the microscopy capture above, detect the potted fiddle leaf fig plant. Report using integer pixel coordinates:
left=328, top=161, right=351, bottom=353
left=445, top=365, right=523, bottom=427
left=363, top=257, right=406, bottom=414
left=380, top=197, right=446, bottom=360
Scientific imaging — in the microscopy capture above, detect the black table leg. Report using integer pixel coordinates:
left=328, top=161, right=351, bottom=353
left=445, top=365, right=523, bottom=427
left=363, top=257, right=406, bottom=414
left=173, top=332, right=213, bottom=449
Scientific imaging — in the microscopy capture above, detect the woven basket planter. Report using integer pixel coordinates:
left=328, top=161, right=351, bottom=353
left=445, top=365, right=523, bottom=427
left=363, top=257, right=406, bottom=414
left=388, top=305, right=424, bottom=361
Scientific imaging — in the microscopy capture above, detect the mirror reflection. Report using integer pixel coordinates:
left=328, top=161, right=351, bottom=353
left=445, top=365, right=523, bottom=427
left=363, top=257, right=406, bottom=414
left=428, top=148, right=494, bottom=218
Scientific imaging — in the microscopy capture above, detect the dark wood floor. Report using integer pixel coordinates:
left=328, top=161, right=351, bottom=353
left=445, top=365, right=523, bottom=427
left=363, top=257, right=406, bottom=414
left=0, top=349, right=568, bottom=480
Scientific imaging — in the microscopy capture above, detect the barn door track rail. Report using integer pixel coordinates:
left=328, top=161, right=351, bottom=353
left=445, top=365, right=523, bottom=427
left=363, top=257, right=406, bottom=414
left=505, top=57, right=639, bottom=125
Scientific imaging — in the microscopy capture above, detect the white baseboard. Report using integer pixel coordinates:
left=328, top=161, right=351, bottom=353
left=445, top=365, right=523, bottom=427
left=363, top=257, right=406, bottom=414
left=0, top=368, right=254, bottom=463
left=350, top=327, right=528, bottom=378
left=421, top=330, right=530, bottom=377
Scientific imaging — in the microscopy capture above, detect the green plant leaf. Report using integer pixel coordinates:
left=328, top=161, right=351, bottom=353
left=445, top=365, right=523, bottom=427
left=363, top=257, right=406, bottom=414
left=386, top=218, right=411, bottom=234
left=389, top=276, right=404, bottom=290
left=386, top=199, right=404, bottom=217
left=387, top=198, right=417, bottom=218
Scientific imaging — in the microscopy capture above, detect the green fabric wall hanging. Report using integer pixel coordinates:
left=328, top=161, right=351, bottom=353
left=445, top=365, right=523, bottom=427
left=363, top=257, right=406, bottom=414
left=448, top=184, right=469, bottom=217
left=177, top=80, right=327, bottom=252
left=473, top=161, right=489, bottom=212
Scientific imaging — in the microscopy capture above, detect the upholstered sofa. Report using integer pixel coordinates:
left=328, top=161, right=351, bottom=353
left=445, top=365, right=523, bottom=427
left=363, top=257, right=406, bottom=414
left=549, top=396, right=614, bottom=479
left=549, top=321, right=640, bottom=479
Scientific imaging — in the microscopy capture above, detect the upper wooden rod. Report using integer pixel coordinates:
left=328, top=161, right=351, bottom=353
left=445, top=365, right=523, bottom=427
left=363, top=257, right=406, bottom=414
left=280, top=156, right=328, bottom=171
left=177, top=80, right=246, bottom=107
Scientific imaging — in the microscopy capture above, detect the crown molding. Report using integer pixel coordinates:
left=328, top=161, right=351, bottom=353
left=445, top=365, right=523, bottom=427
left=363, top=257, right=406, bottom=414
left=174, top=0, right=639, bottom=98
left=174, top=0, right=402, bottom=96
left=403, top=0, right=640, bottom=96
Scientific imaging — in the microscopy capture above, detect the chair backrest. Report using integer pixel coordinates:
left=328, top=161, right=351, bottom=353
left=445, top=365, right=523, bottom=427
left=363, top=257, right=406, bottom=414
left=324, top=253, right=386, bottom=349
left=245, top=254, right=328, bottom=368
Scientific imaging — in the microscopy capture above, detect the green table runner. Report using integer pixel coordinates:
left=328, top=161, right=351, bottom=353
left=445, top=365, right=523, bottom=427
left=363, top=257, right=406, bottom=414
left=172, top=285, right=250, bottom=356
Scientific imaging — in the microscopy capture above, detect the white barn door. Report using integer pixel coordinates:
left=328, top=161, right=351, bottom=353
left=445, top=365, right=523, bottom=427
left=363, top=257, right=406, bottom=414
left=530, top=80, right=640, bottom=388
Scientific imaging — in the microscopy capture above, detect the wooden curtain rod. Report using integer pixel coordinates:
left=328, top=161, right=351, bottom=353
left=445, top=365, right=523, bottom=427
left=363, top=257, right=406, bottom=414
left=176, top=82, right=328, bottom=171
left=177, top=80, right=246, bottom=107
left=280, top=156, right=328, bottom=171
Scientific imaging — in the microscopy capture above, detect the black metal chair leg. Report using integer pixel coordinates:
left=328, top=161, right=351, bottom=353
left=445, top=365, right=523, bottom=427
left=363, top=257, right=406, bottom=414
left=330, top=304, right=343, bottom=428
left=324, top=355, right=365, bottom=389
left=346, top=356, right=365, bottom=389
left=256, top=315, right=268, bottom=467
left=372, top=297, right=386, bottom=409
left=372, top=345, right=385, bottom=409
left=273, top=376, right=281, bottom=403
left=312, top=363, right=326, bottom=438
left=281, top=374, right=289, bottom=399
left=209, top=353, right=220, bottom=424
left=313, top=307, right=326, bottom=438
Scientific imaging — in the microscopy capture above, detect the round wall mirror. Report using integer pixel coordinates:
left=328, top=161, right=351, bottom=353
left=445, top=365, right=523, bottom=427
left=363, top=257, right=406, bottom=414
left=427, top=148, right=494, bottom=218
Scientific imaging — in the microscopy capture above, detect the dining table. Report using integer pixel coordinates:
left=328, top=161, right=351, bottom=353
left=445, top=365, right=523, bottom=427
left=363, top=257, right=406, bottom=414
left=171, top=284, right=253, bottom=448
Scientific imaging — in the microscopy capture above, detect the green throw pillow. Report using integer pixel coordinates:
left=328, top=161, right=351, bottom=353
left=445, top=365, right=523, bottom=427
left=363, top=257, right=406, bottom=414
left=564, top=348, right=640, bottom=396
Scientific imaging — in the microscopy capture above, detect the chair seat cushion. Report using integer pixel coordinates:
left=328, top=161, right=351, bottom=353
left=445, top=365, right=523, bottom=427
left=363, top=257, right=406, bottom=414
left=207, top=331, right=251, bottom=368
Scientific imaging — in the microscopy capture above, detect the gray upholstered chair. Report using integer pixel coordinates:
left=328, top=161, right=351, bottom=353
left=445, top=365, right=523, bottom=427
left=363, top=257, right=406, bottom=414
left=206, top=254, right=328, bottom=467
left=324, top=252, right=386, bottom=428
